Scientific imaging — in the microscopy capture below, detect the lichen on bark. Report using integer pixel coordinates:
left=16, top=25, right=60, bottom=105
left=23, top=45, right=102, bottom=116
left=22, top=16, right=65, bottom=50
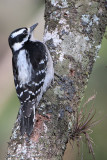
left=7, top=0, right=107, bottom=159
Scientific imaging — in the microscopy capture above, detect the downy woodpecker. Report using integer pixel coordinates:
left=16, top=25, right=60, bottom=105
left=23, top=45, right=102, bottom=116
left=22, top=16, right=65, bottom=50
left=8, top=23, right=54, bottom=136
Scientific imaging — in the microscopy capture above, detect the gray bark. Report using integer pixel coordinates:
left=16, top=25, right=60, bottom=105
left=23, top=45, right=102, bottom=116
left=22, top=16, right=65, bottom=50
left=7, top=0, right=107, bottom=159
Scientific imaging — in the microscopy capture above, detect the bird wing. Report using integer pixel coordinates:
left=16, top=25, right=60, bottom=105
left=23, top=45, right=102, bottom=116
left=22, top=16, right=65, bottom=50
left=12, top=41, right=48, bottom=115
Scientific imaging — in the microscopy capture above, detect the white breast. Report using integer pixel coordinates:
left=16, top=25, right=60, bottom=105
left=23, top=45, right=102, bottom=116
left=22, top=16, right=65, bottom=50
left=17, top=49, right=32, bottom=84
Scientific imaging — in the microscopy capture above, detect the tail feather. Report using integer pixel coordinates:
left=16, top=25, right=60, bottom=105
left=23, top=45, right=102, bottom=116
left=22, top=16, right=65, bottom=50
left=20, top=104, right=35, bottom=136
left=26, top=110, right=35, bottom=136
left=20, top=114, right=26, bottom=135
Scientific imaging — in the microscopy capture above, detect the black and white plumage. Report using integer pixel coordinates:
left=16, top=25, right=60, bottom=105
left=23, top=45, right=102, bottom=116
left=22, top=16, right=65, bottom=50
left=8, top=23, right=54, bottom=136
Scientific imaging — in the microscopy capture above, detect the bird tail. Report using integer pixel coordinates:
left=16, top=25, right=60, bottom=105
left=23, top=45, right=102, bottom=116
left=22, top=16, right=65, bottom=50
left=20, top=103, right=35, bottom=136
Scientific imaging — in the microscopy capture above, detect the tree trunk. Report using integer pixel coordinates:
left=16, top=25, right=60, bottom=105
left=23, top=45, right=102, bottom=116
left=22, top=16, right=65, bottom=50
left=7, top=0, right=107, bottom=159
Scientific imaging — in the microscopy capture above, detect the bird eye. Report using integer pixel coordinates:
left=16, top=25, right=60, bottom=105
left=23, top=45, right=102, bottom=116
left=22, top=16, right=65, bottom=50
left=23, top=30, right=27, bottom=35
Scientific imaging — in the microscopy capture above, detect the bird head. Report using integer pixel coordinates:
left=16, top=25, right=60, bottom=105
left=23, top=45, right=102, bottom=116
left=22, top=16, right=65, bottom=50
left=8, top=23, right=38, bottom=52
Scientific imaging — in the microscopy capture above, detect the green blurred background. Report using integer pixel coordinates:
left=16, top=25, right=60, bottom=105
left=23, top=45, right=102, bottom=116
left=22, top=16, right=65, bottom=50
left=0, top=0, right=107, bottom=159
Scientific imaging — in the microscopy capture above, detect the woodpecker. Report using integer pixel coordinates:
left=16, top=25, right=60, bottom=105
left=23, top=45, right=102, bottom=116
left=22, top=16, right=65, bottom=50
left=8, top=23, right=54, bottom=136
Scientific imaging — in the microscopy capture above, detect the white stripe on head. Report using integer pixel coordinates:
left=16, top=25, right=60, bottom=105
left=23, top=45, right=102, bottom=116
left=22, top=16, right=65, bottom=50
left=12, top=42, right=23, bottom=51
left=11, top=29, right=25, bottom=38
left=12, top=36, right=29, bottom=51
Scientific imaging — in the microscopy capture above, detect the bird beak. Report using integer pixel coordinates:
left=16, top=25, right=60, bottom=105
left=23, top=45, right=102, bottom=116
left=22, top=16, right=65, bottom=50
left=30, top=23, right=38, bottom=33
